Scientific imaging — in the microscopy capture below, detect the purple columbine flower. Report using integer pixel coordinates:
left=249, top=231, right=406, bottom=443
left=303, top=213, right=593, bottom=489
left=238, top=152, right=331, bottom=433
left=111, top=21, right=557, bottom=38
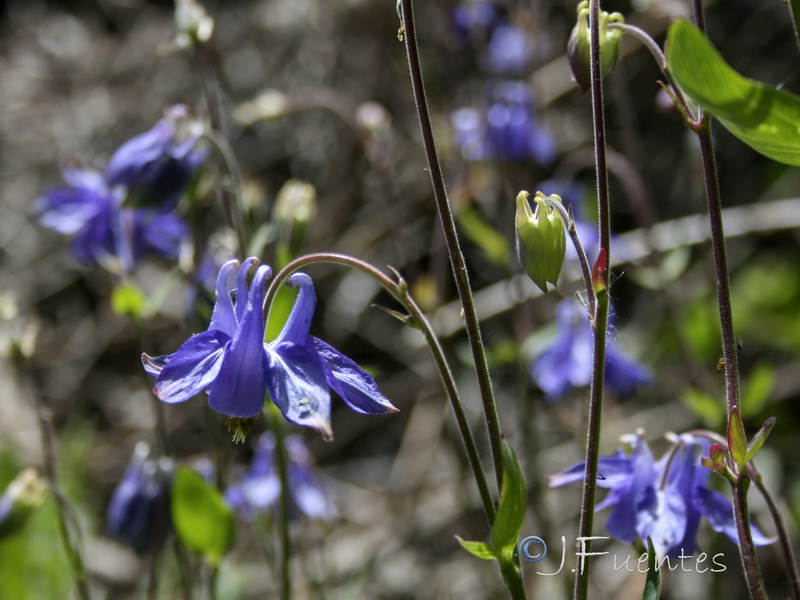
left=451, top=0, right=503, bottom=50
left=452, top=81, right=557, bottom=164
left=265, top=273, right=398, bottom=442
left=549, top=432, right=772, bottom=558
left=106, top=105, right=207, bottom=211
left=36, top=107, right=203, bottom=272
left=106, top=442, right=173, bottom=555
left=142, top=258, right=272, bottom=426
left=532, top=299, right=651, bottom=399
left=224, top=431, right=336, bottom=522
left=484, top=23, right=532, bottom=74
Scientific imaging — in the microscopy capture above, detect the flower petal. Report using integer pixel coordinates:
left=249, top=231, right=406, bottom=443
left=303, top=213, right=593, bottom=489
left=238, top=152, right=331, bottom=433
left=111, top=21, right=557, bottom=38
left=208, top=264, right=270, bottom=418
left=152, top=330, right=229, bottom=404
left=694, top=487, right=774, bottom=546
left=234, top=258, right=260, bottom=324
left=266, top=342, right=332, bottom=441
left=548, top=451, right=632, bottom=488
left=310, top=337, right=397, bottom=414
left=275, top=272, right=316, bottom=347
left=209, top=259, right=240, bottom=336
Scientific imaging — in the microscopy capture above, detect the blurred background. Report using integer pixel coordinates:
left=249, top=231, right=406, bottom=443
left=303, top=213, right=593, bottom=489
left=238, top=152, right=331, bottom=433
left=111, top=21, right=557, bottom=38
left=1, top=0, right=799, bottom=598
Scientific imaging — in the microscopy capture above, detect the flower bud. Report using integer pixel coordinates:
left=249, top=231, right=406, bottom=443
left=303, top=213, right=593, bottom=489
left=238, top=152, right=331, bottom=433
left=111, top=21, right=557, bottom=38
left=567, top=1, right=624, bottom=95
left=106, top=442, right=174, bottom=554
left=0, top=468, right=47, bottom=539
left=515, top=191, right=566, bottom=293
left=175, top=0, right=215, bottom=48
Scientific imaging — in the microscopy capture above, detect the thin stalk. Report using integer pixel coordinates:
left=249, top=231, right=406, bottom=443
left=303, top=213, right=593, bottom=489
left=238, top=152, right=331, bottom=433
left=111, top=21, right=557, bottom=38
left=263, top=253, right=495, bottom=526
left=268, top=402, right=293, bottom=600
left=731, top=481, right=768, bottom=600
left=207, top=562, right=219, bottom=600
left=574, top=0, right=612, bottom=598
left=23, top=369, right=92, bottom=600
left=751, top=472, right=800, bottom=600
left=542, top=198, right=596, bottom=319
left=399, top=0, right=504, bottom=492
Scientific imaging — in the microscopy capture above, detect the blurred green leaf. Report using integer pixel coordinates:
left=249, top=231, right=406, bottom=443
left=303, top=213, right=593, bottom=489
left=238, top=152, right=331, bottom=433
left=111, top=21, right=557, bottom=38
left=741, top=363, right=774, bottom=418
left=456, top=205, right=510, bottom=266
left=491, top=440, right=527, bottom=557
left=172, top=467, right=236, bottom=564
left=641, top=539, right=661, bottom=599
left=667, top=20, right=800, bottom=166
left=266, top=284, right=297, bottom=342
left=681, top=388, right=725, bottom=428
left=111, top=282, right=146, bottom=320
left=456, top=536, right=497, bottom=560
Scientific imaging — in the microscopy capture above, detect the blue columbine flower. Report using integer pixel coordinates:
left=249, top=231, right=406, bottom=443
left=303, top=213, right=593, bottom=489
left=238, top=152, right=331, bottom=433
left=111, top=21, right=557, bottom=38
left=142, top=258, right=272, bottom=429
left=37, top=106, right=204, bottom=272
left=549, top=432, right=772, bottom=557
left=452, top=81, right=556, bottom=164
left=531, top=299, right=651, bottom=399
left=106, top=442, right=173, bottom=555
left=107, top=105, right=207, bottom=211
left=265, top=273, right=398, bottom=442
left=484, top=23, right=532, bottom=75
left=224, top=431, right=336, bottom=522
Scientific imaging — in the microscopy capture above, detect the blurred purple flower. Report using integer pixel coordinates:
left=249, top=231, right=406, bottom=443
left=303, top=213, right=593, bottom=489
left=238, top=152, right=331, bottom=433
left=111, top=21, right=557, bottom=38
left=224, top=432, right=335, bottom=522
left=452, top=81, right=556, bottom=164
left=484, top=23, right=532, bottom=74
left=451, top=1, right=502, bottom=49
left=532, top=299, right=651, bottom=399
left=265, top=273, right=398, bottom=442
left=143, top=258, right=272, bottom=419
left=107, top=442, right=173, bottom=555
left=37, top=107, right=204, bottom=272
left=549, top=432, right=772, bottom=557
left=107, top=105, right=207, bottom=211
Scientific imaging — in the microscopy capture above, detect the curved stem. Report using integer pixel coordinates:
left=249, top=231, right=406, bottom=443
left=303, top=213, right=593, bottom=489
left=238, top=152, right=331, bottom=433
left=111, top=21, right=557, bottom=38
left=542, top=198, right=596, bottom=318
left=264, top=253, right=496, bottom=526
left=751, top=471, right=800, bottom=600
left=399, top=0, right=504, bottom=493
left=574, top=1, right=612, bottom=598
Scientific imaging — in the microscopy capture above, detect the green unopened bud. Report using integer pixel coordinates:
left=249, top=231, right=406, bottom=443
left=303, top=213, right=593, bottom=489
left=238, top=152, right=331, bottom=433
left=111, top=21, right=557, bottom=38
left=274, top=179, right=318, bottom=267
left=515, top=191, right=566, bottom=293
left=567, top=1, right=625, bottom=95
left=0, top=468, right=48, bottom=539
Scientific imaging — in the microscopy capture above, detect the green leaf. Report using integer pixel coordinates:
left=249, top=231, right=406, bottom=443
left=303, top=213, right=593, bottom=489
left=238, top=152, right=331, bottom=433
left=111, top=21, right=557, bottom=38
left=455, top=536, right=497, bottom=561
left=111, top=283, right=146, bottom=320
left=666, top=20, right=800, bottom=166
left=456, top=205, right=510, bottom=266
left=490, top=440, right=527, bottom=556
left=745, top=417, right=776, bottom=464
left=727, top=408, right=747, bottom=470
left=641, top=538, right=661, bottom=600
left=172, top=467, right=236, bottom=564
left=680, top=388, right=725, bottom=429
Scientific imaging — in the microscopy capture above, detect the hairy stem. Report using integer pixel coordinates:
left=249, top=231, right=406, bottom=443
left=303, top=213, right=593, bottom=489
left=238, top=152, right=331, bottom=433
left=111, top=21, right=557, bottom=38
left=267, top=403, right=293, bottom=600
left=399, top=0, right=504, bottom=492
left=574, top=0, right=612, bottom=598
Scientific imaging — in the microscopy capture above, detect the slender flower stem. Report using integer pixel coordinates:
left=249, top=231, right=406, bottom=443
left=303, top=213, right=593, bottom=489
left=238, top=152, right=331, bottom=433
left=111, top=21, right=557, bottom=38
left=731, top=480, right=768, bottom=600
left=542, top=198, right=596, bottom=318
left=268, top=403, right=293, bottom=600
left=21, top=368, right=92, bottom=600
left=574, top=1, right=612, bottom=598
left=264, top=253, right=496, bottom=526
left=399, top=0, right=504, bottom=492
left=751, top=471, right=800, bottom=600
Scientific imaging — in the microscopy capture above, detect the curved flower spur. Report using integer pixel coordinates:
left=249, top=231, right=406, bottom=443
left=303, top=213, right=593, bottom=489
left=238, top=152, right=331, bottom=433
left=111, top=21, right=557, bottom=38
left=142, top=258, right=397, bottom=442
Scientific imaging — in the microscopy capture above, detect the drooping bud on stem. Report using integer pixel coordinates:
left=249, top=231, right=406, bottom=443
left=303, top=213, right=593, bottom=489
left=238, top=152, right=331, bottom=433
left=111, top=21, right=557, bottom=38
left=567, top=0, right=625, bottom=95
left=515, top=191, right=566, bottom=293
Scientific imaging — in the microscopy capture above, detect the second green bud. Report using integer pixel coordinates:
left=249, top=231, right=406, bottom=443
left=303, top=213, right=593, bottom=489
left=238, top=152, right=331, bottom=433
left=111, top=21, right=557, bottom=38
left=515, top=191, right=566, bottom=293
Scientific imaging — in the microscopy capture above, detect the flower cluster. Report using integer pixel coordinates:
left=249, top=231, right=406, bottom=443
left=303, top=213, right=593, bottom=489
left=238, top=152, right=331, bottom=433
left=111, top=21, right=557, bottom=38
left=225, top=432, right=335, bottom=522
left=450, top=2, right=555, bottom=164
left=143, top=258, right=397, bottom=441
left=549, top=432, right=772, bottom=557
left=531, top=299, right=651, bottom=399
left=37, top=105, right=206, bottom=273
